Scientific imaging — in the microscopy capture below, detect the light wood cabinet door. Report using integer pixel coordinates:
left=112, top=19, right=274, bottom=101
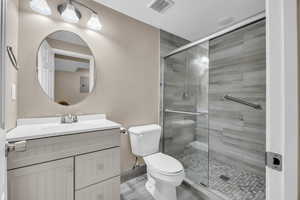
left=8, top=158, right=74, bottom=200
left=75, top=148, right=120, bottom=189
left=75, top=177, right=120, bottom=200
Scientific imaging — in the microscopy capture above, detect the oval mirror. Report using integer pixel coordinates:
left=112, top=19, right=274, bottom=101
left=37, top=31, right=95, bottom=106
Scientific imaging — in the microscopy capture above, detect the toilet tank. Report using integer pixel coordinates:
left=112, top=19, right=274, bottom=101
left=129, top=124, right=161, bottom=157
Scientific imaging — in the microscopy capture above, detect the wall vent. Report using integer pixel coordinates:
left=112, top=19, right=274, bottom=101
left=148, top=0, right=175, bottom=14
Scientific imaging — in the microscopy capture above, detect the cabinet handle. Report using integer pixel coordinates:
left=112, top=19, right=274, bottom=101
left=6, top=141, right=27, bottom=156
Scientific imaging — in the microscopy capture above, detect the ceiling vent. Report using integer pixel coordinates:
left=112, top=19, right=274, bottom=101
left=148, top=0, right=175, bottom=14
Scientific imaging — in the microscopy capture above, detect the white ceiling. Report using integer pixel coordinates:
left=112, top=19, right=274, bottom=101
left=94, top=0, right=265, bottom=41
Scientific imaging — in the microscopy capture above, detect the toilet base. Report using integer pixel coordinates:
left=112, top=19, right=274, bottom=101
left=145, top=174, right=177, bottom=200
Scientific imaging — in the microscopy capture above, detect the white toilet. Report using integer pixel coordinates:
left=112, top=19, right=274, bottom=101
left=129, top=124, right=185, bottom=200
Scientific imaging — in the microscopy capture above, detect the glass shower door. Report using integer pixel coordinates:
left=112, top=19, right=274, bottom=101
left=163, top=42, right=209, bottom=186
left=208, top=20, right=266, bottom=200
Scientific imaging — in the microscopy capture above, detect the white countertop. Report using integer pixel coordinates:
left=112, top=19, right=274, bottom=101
left=7, top=114, right=121, bottom=142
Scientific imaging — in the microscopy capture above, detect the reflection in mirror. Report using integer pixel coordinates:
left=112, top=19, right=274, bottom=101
left=37, top=31, right=95, bottom=106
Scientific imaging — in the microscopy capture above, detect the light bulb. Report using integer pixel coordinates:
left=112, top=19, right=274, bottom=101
left=61, top=3, right=79, bottom=23
left=30, top=0, right=51, bottom=16
left=87, top=13, right=102, bottom=31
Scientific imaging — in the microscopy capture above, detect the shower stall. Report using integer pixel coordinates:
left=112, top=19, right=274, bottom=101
left=162, top=16, right=266, bottom=200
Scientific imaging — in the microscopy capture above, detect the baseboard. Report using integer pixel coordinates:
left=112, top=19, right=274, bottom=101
left=121, top=165, right=147, bottom=183
left=183, top=178, right=227, bottom=200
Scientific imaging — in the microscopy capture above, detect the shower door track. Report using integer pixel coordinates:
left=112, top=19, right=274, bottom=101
left=164, top=11, right=265, bottom=59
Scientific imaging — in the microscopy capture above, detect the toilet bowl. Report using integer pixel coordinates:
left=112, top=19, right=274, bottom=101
left=144, top=153, right=185, bottom=200
left=129, top=124, right=185, bottom=200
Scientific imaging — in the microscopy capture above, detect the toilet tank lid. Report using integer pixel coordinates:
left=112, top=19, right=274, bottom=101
left=129, top=124, right=161, bottom=135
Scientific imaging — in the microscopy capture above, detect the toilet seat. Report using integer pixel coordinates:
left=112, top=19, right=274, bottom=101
left=144, top=153, right=184, bottom=175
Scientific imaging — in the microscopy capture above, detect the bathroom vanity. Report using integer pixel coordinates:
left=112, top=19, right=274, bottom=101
left=6, top=115, right=121, bottom=200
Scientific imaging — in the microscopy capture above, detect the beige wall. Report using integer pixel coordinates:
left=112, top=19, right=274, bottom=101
left=298, top=0, right=300, bottom=198
left=5, top=0, right=19, bottom=130
left=55, top=70, right=89, bottom=105
left=18, top=0, right=160, bottom=171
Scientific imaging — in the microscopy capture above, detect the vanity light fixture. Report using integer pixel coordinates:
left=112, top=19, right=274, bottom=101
left=57, top=0, right=103, bottom=31
left=87, top=13, right=102, bottom=31
left=58, top=1, right=81, bottom=24
left=30, top=0, right=52, bottom=16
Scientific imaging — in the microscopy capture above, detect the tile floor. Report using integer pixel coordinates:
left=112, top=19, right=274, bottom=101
left=121, top=144, right=265, bottom=200
left=120, top=175, right=204, bottom=200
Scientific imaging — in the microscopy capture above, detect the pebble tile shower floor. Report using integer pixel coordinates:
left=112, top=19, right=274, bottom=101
left=176, top=145, right=265, bottom=200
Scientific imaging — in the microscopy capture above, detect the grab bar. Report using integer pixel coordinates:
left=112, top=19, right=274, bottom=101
left=223, top=95, right=262, bottom=110
left=164, top=109, right=208, bottom=116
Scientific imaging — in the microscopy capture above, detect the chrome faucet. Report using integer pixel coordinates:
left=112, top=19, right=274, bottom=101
left=61, top=114, right=78, bottom=124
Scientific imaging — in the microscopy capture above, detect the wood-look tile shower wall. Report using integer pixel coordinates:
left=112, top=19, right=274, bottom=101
left=208, top=20, right=266, bottom=174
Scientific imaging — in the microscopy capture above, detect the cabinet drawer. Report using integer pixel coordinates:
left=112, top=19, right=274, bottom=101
left=8, top=129, right=120, bottom=170
left=75, top=177, right=120, bottom=200
left=75, top=148, right=120, bottom=189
